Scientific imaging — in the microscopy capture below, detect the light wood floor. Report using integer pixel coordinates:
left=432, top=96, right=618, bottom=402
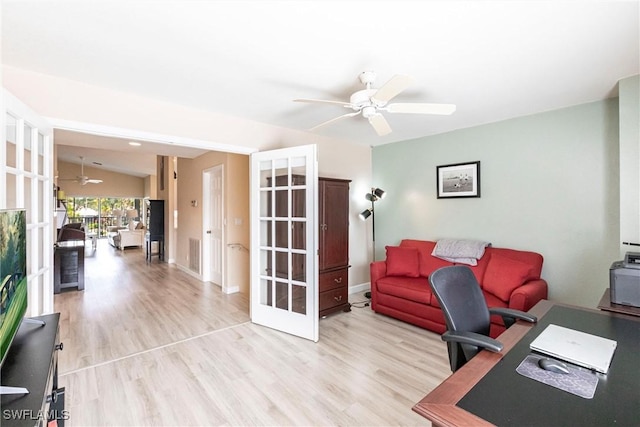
left=54, top=239, right=450, bottom=426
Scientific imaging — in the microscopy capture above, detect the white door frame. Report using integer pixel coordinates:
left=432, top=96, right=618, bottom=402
left=202, top=164, right=225, bottom=290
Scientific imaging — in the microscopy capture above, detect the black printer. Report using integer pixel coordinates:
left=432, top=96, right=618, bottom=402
left=609, top=252, right=640, bottom=308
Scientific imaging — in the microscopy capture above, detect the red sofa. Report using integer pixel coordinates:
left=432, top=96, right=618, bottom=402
left=370, top=239, right=548, bottom=338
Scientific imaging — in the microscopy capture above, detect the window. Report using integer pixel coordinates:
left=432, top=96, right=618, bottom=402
left=61, top=197, right=142, bottom=237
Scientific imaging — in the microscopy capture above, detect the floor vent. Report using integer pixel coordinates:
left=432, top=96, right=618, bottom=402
left=189, top=238, right=201, bottom=274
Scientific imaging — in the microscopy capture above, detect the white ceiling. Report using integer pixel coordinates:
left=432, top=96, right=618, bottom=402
left=55, top=130, right=208, bottom=177
left=2, top=1, right=639, bottom=160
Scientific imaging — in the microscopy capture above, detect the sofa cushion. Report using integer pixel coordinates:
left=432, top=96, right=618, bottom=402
left=385, top=246, right=420, bottom=277
left=483, top=254, right=535, bottom=301
left=376, top=276, right=431, bottom=304
left=400, top=240, right=452, bottom=277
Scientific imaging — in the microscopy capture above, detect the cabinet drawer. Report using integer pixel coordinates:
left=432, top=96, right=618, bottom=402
left=319, top=287, right=348, bottom=311
left=319, top=268, right=348, bottom=292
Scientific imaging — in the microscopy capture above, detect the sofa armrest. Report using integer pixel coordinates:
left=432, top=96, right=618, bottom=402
left=369, top=260, right=387, bottom=309
left=508, top=279, right=548, bottom=312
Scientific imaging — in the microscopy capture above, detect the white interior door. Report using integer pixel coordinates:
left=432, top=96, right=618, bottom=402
left=250, top=144, right=318, bottom=342
left=202, top=165, right=224, bottom=288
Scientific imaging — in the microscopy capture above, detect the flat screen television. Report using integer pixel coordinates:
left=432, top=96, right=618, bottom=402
left=0, top=209, right=28, bottom=367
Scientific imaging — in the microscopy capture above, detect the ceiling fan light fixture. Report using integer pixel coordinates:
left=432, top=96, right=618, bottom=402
left=295, top=71, right=455, bottom=136
left=361, top=106, right=377, bottom=119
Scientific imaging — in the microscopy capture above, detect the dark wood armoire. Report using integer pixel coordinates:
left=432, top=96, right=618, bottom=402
left=318, top=177, right=351, bottom=317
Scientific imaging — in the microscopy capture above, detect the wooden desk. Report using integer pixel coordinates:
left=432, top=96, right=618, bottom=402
left=597, top=288, right=640, bottom=317
left=413, top=300, right=640, bottom=426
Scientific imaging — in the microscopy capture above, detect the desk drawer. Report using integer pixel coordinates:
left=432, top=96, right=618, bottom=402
left=319, top=268, right=348, bottom=292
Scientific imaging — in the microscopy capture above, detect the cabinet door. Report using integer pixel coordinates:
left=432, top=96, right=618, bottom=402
left=319, top=179, right=350, bottom=270
left=147, top=200, right=164, bottom=237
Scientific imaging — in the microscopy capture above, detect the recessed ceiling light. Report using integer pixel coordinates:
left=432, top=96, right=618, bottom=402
left=129, top=141, right=141, bottom=147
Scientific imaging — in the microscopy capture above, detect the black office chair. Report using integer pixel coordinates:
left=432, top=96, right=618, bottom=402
left=429, top=265, right=537, bottom=372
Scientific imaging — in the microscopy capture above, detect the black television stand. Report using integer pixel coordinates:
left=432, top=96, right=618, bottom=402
left=1, top=318, right=47, bottom=395
left=0, top=313, right=66, bottom=426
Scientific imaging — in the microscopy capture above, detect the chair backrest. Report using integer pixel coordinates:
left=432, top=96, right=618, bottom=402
left=429, top=265, right=491, bottom=371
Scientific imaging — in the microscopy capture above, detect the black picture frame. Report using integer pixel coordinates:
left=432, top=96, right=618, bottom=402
left=436, top=161, right=481, bottom=198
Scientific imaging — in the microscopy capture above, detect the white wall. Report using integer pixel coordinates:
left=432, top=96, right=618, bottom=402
left=373, top=99, right=620, bottom=307
left=57, top=160, right=145, bottom=198
left=619, top=75, right=640, bottom=254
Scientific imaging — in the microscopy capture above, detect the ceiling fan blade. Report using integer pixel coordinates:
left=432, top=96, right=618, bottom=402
left=309, top=111, right=360, bottom=131
left=294, top=98, right=351, bottom=107
left=386, top=103, right=457, bottom=115
left=371, top=74, right=414, bottom=104
left=86, top=179, right=103, bottom=184
left=368, top=114, right=392, bottom=136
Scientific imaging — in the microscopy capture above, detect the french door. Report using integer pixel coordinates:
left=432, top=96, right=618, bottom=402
left=1, top=89, right=55, bottom=316
left=250, top=145, right=319, bottom=341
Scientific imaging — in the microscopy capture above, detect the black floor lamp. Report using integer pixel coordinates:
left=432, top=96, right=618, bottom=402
left=359, top=187, right=386, bottom=299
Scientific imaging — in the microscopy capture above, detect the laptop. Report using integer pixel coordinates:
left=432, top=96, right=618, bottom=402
left=529, top=324, right=617, bottom=373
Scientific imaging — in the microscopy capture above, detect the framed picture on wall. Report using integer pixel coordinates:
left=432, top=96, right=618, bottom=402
left=437, top=161, right=481, bottom=198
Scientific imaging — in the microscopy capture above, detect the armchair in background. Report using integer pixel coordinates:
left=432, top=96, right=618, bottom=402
left=57, top=222, right=85, bottom=242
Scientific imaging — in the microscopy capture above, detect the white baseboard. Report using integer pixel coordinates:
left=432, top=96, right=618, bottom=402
left=175, top=263, right=203, bottom=281
left=349, top=282, right=371, bottom=295
left=224, top=286, right=240, bottom=294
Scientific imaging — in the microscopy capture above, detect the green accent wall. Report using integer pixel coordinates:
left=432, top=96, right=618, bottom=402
left=373, top=99, right=620, bottom=306
left=619, top=75, right=640, bottom=250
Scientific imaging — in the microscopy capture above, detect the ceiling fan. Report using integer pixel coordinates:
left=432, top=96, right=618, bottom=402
left=294, top=71, right=456, bottom=136
left=59, top=156, right=103, bottom=185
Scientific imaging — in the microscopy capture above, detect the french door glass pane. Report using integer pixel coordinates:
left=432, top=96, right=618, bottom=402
left=38, top=227, right=45, bottom=269
left=291, top=158, right=306, bottom=177
left=38, top=133, right=45, bottom=174
left=259, top=160, right=272, bottom=187
left=260, top=248, right=272, bottom=278
left=275, top=281, right=288, bottom=310
left=292, top=189, right=306, bottom=217
left=274, top=251, right=288, bottom=279
left=292, top=284, right=306, bottom=315
left=260, top=278, right=269, bottom=305
left=24, top=122, right=33, bottom=172
left=6, top=173, right=16, bottom=207
left=6, top=114, right=17, bottom=168
left=38, top=179, right=45, bottom=222
left=260, top=219, right=271, bottom=246
left=291, top=252, right=306, bottom=281
left=25, top=176, right=32, bottom=214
